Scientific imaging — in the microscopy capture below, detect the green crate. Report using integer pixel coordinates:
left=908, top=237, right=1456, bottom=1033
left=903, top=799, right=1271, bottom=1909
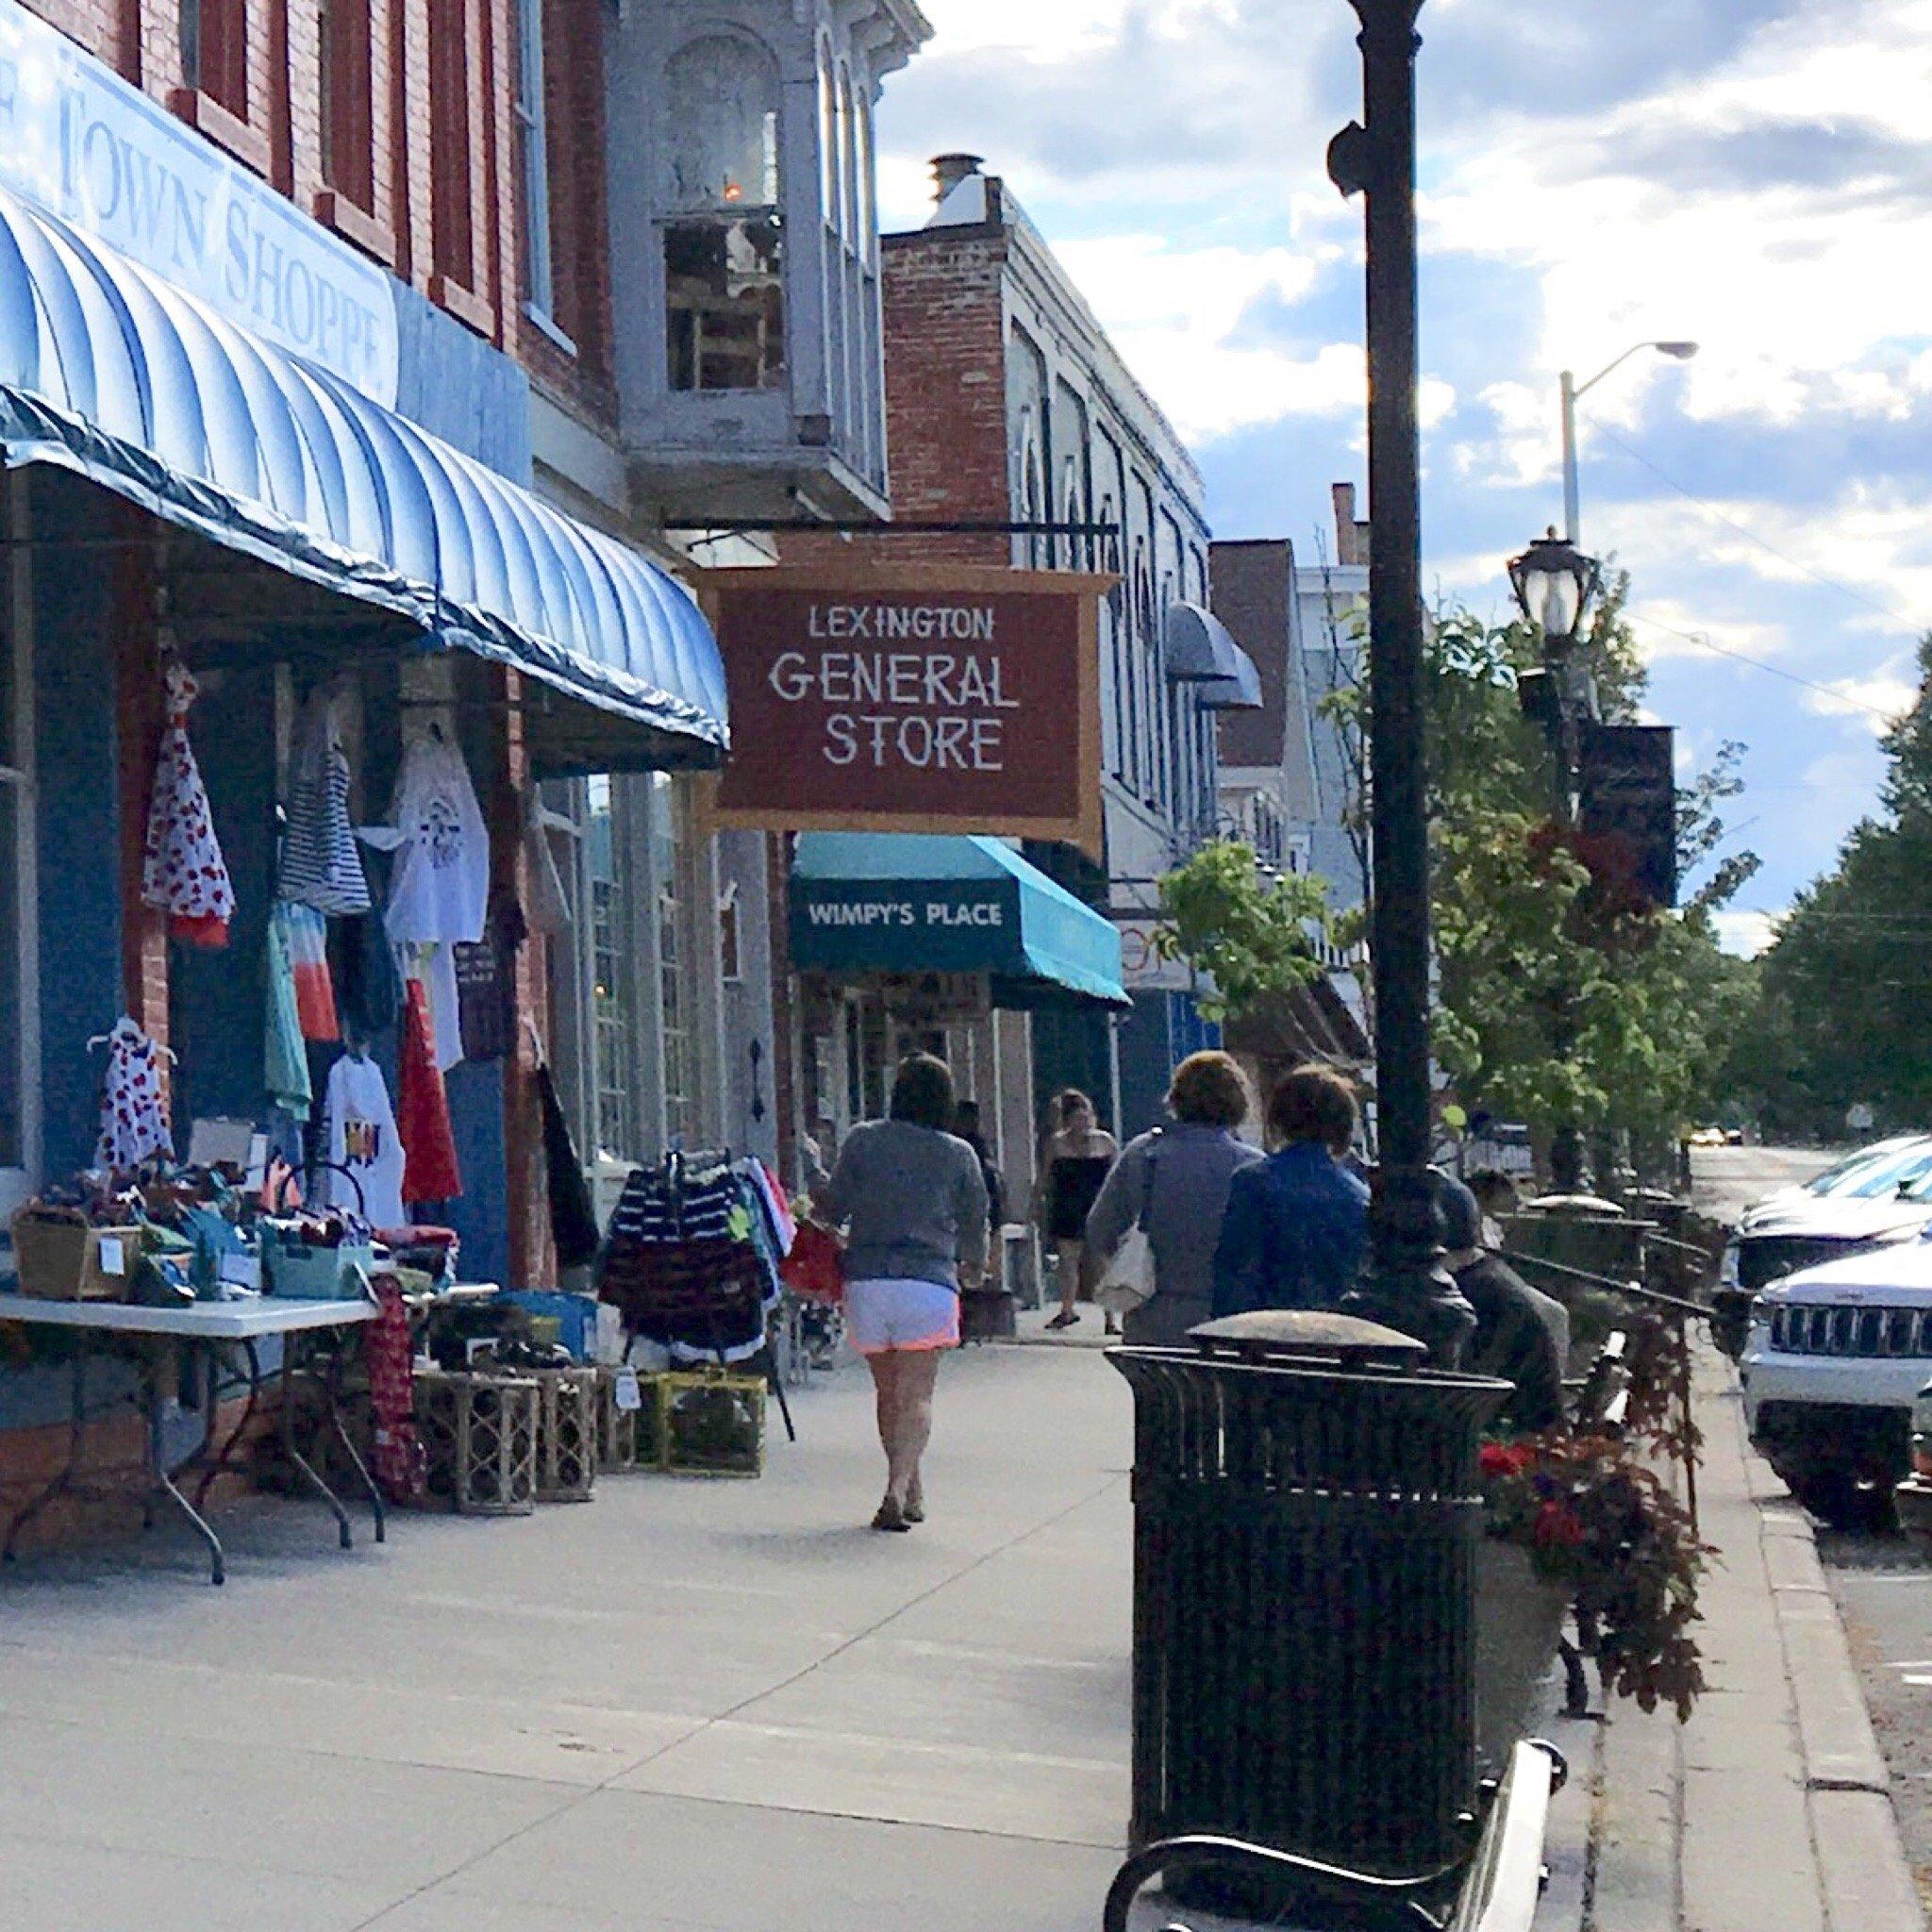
left=658, top=1369, right=765, bottom=1477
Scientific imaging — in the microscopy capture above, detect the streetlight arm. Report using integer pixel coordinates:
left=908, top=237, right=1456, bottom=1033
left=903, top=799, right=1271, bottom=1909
left=1571, top=342, right=1655, bottom=404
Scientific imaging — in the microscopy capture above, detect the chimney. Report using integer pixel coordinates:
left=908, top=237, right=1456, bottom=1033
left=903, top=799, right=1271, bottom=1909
left=931, top=153, right=984, bottom=205
left=1332, top=482, right=1371, bottom=567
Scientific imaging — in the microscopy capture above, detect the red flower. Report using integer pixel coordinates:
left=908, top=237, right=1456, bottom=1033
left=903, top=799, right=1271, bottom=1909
left=1534, top=1501, right=1585, bottom=1549
left=1481, top=1442, right=1531, bottom=1477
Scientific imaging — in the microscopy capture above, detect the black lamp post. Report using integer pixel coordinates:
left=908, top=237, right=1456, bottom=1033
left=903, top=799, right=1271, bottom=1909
left=1328, top=0, right=1471, bottom=1365
left=1508, top=526, right=1604, bottom=821
left=1508, top=525, right=1603, bottom=1195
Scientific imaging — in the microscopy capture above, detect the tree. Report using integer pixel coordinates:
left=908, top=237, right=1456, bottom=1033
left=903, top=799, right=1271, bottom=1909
left=1152, top=841, right=1332, bottom=1024
left=1740, top=637, right=1932, bottom=1134
left=1319, top=579, right=1757, bottom=1162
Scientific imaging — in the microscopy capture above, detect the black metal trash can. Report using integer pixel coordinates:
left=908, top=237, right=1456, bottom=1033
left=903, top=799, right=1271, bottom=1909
left=1108, top=1310, right=1509, bottom=1887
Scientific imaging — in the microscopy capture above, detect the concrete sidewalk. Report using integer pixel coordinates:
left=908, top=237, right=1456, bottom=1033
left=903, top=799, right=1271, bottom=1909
left=0, top=1341, right=1146, bottom=1932
left=1536, top=1348, right=1923, bottom=1932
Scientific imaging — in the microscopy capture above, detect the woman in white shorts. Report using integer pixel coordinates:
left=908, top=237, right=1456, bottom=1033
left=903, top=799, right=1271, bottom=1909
left=813, top=1055, right=989, bottom=1531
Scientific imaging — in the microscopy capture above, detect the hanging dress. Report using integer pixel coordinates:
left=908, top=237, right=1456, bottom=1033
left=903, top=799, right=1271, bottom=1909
left=264, top=906, right=313, bottom=1119
left=385, top=729, right=490, bottom=1074
left=396, top=974, right=462, bottom=1205
left=273, top=901, right=340, bottom=1041
left=96, top=1016, right=174, bottom=1172
left=279, top=682, right=372, bottom=914
left=141, top=655, right=234, bottom=948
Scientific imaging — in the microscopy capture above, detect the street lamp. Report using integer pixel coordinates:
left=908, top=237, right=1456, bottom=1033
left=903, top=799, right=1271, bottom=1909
left=1508, top=525, right=1604, bottom=815
left=1560, top=341, right=1698, bottom=543
left=1325, top=0, right=1473, bottom=1368
left=1508, top=525, right=1604, bottom=1198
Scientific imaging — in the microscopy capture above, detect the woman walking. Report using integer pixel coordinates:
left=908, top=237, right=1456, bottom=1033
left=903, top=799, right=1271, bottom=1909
left=1039, top=1089, right=1119, bottom=1332
left=813, top=1055, right=988, bottom=1531
left=1213, top=1062, right=1371, bottom=1317
left=1080, top=1052, right=1265, bottom=1346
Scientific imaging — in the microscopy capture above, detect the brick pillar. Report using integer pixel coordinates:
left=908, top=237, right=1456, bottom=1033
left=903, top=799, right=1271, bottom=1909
left=495, top=667, right=554, bottom=1286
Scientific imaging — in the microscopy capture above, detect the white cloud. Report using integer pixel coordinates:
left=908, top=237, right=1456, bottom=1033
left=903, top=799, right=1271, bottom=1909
left=1804, top=666, right=1919, bottom=731
left=1712, top=908, right=1783, bottom=958
left=1045, top=235, right=1368, bottom=441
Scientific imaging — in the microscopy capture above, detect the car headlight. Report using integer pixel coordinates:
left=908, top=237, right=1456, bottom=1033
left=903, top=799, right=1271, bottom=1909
left=1720, top=1241, right=1740, bottom=1288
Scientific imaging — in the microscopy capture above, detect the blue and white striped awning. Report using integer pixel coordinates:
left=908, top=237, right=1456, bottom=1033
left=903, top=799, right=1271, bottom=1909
left=0, top=182, right=727, bottom=767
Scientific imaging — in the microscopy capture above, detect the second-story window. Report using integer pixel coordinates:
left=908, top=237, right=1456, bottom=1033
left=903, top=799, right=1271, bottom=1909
left=663, top=33, right=784, bottom=392
left=182, top=0, right=248, bottom=121
left=515, top=0, right=554, bottom=321
left=429, top=0, right=482, bottom=309
left=320, top=0, right=375, bottom=214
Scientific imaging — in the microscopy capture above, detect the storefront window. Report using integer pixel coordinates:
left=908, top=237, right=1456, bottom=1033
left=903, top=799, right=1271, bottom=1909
left=653, top=774, right=697, bottom=1145
left=586, top=775, right=642, bottom=1164
left=663, top=34, right=784, bottom=392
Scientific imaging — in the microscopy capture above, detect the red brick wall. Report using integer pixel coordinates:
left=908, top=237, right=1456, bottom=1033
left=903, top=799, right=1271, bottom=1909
left=781, top=228, right=1011, bottom=572
left=16, top=0, right=614, bottom=427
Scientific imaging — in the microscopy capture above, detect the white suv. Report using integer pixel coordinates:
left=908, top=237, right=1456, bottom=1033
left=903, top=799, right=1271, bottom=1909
left=1742, top=1234, right=1932, bottom=1530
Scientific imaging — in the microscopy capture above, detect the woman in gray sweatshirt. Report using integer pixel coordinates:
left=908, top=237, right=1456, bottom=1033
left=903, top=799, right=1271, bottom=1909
left=813, top=1055, right=988, bottom=1531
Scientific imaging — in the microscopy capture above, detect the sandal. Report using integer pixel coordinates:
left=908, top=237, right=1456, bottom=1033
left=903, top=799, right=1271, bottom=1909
left=1045, top=1308, right=1080, bottom=1330
left=872, top=1497, right=911, bottom=1533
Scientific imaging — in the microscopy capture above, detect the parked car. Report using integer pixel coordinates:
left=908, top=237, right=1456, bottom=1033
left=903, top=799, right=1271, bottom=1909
left=1711, top=1140, right=1932, bottom=1358
left=1741, top=1233, right=1932, bottom=1529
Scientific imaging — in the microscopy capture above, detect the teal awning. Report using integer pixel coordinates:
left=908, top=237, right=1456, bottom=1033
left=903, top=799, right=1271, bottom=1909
left=791, top=834, right=1129, bottom=1009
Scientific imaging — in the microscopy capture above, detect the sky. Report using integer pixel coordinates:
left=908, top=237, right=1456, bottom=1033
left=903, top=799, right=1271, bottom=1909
left=873, top=0, right=1932, bottom=956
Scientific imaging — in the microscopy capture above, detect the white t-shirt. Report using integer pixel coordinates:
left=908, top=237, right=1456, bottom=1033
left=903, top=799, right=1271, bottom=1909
left=319, top=1052, right=407, bottom=1230
left=384, top=733, right=489, bottom=950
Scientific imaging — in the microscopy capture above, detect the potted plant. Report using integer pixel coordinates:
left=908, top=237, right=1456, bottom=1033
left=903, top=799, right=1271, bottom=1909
left=1476, top=1431, right=1707, bottom=1774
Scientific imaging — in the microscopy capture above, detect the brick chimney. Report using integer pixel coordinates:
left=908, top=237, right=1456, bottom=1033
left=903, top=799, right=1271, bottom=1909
left=931, top=152, right=985, bottom=205
left=1332, top=482, right=1372, bottom=567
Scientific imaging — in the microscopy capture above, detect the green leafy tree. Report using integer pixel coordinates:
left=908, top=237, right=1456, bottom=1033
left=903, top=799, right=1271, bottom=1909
left=1152, top=841, right=1332, bottom=1024
left=1320, top=581, right=1757, bottom=1158
left=1740, top=637, right=1932, bottom=1135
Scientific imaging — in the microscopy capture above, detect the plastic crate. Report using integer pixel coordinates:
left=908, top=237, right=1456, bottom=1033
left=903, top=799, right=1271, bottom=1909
left=415, top=1370, right=538, bottom=1516
left=658, top=1369, right=765, bottom=1478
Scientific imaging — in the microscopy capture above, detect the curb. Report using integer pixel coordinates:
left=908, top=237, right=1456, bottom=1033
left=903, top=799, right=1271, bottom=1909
left=1740, top=1416, right=1922, bottom=1932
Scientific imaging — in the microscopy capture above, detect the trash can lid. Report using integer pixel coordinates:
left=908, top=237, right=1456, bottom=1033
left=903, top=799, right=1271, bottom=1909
left=1187, top=1309, right=1429, bottom=1373
left=1524, top=1192, right=1626, bottom=1217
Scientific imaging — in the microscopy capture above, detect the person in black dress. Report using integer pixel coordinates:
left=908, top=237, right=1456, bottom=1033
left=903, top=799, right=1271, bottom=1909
left=1037, top=1089, right=1118, bottom=1332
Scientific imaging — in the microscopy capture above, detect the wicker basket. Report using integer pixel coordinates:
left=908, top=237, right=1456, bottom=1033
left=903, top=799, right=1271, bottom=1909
left=415, top=1370, right=538, bottom=1516
left=658, top=1368, right=765, bottom=1478
left=534, top=1366, right=598, bottom=1503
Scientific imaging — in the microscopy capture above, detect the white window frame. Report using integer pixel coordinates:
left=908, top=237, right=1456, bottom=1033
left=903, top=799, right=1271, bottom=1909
left=514, top=0, right=558, bottom=333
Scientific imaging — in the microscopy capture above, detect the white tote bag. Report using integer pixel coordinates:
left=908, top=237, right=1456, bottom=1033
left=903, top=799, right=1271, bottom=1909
left=1097, top=1137, right=1160, bottom=1317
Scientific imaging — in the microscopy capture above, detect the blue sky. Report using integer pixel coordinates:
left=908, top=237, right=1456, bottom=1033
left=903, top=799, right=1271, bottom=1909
left=874, top=0, right=1932, bottom=954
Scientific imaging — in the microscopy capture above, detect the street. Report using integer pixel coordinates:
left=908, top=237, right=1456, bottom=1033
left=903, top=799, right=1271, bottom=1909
left=1690, top=1141, right=1932, bottom=1920
left=1687, top=1141, right=1837, bottom=1226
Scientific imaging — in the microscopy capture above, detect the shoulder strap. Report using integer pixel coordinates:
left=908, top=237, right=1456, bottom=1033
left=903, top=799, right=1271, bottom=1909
left=1137, top=1130, right=1161, bottom=1230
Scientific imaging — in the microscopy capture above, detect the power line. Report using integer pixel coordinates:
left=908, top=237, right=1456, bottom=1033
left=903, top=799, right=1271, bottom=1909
left=1623, top=607, right=1910, bottom=725
left=1581, top=412, right=1924, bottom=634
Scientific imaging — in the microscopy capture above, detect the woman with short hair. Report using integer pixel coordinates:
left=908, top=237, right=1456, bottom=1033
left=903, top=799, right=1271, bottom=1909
left=813, top=1054, right=989, bottom=1531
left=1080, top=1051, right=1265, bottom=1346
left=1211, top=1062, right=1371, bottom=1318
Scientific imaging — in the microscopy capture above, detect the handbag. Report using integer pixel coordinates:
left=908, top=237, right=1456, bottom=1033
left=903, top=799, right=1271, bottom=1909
left=1097, top=1135, right=1160, bottom=1317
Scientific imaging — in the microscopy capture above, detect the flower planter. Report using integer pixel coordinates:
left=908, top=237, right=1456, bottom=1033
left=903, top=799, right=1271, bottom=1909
left=1474, top=1539, right=1572, bottom=1781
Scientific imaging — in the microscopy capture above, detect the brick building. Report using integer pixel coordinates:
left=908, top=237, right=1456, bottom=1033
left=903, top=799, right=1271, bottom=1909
left=0, top=0, right=737, bottom=1538
left=773, top=156, right=1253, bottom=1209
